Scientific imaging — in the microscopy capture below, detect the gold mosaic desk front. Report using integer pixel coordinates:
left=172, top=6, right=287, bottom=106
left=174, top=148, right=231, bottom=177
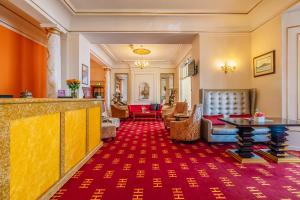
left=0, top=98, right=102, bottom=200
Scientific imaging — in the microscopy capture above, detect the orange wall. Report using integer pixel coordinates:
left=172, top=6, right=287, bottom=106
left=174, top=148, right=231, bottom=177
left=0, top=25, right=47, bottom=97
left=90, top=59, right=105, bottom=83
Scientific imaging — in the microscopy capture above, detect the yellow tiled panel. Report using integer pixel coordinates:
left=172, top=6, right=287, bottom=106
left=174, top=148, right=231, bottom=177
left=10, top=113, right=60, bottom=200
left=88, top=107, right=101, bottom=152
left=64, top=109, right=87, bottom=173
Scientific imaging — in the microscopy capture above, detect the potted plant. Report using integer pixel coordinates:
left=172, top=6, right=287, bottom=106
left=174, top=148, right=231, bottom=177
left=66, top=79, right=80, bottom=98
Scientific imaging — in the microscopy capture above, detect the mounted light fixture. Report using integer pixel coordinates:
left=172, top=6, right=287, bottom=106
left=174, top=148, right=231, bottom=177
left=130, top=44, right=151, bottom=69
left=218, top=61, right=237, bottom=74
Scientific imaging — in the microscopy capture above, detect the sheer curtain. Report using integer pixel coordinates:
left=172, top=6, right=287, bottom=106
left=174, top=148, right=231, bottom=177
left=180, top=65, right=192, bottom=110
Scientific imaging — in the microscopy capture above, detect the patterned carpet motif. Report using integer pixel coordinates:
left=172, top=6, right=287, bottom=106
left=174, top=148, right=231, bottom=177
left=51, top=120, right=300, bottom=200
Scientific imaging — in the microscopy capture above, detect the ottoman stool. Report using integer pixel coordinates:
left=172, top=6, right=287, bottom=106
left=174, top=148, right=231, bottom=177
left=101, top=122, right=117, bottom=140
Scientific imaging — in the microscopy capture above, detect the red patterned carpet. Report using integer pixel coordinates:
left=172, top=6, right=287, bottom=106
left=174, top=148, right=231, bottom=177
left=51, top=119, right=300, bottom=200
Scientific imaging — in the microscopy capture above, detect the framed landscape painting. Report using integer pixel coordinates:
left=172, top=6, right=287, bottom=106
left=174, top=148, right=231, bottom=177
left=253, top=50, right=275, bottom=77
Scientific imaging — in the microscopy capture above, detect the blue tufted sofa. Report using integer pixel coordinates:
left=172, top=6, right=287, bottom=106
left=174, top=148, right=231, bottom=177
left=200, top=89, right=269, bottom=143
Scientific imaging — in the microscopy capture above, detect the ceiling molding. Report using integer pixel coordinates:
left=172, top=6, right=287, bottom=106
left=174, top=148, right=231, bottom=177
left=98, top=44, right=121, bottom=63
left=173, top=45, right=193, bottom=66
left=250, top=0, right=300, bottom=32
left=61, top=0, right=264, bottom=16
left=10, top=0, right=300, bottom=34
left=170, top=44, right=188, bottom=64
left=0, top=3, right=47, bottom=46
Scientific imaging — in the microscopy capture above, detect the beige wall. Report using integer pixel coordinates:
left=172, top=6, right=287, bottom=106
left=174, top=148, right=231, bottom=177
left=251, top=16, right=282, bottom=117
left=111, top=67, right=176, bottom=104
left=199, top=33, right=252, bottom=89
left=193, top=15, right=285, bottom=118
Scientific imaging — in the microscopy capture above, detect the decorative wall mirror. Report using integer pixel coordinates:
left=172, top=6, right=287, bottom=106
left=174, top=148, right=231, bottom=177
left=114, top=73, right=129, bottom=104
left=160, top=73, right=174, bottom=104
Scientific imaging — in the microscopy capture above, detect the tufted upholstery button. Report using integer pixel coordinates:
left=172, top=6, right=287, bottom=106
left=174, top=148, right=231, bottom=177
left=204, top=90, right=251, bottom=116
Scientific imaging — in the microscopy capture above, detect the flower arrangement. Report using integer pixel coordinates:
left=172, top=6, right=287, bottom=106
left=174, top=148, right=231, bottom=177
left=66, top=79, right=80, bottom=98
left=254, top=111, right=265, bottom=122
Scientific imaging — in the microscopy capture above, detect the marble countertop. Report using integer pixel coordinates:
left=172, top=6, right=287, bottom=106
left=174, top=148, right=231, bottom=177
left=0, top=98, right=102, bottom=105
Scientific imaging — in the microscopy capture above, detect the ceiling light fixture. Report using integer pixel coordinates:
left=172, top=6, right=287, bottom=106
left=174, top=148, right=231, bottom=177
left=134, top=58, right=149, bottom=69
left=130, top=44, right=151, bottom=69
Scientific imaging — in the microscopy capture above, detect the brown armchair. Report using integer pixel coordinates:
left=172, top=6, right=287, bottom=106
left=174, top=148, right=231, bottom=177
left=111, top=104, right=129, bottom=119
left=163, top=102, right=188, bottom=128
left=170, top=104, right=202, bottom=142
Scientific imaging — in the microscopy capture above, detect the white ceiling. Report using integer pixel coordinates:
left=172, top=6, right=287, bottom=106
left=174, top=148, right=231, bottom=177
left=83, top=33, right=196, bottom=44
left=63, top=0, right=262, bottom=14
left=10, top=0, right=299, bottom=33
left=99, top=44, right=192, bottom=66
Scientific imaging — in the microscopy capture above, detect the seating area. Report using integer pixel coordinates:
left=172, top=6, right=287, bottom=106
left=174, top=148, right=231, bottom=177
left=200, top=89, right=269, bottom=143
left=128, top=104, right=162, bottom=119
left=163, top=102, right=188, bottom=128
left=1, top=1, right=300, bottom=200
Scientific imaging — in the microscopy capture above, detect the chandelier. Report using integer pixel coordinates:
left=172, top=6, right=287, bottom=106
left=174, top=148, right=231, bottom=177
left=134, top=59, right=149, bottom=69
left=130, top=45, right=151, bottom=69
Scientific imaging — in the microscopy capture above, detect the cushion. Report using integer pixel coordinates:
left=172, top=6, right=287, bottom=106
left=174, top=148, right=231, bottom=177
left=229, top=114, right=252, bottom=118
left=150, top=103, right=157, bottom=110
left=213, top=125, right=238, bottom=135
left=156, top=104, right=161, bottom=111
left=203, top=115, right=225, bottom=125
left=212, top=126, right=269, bottom=135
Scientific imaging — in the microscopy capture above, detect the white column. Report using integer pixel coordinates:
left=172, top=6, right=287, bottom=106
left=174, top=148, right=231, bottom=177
left=104, top=68, right=111, bottom=107
left=47, top=28, right=61, bottom=98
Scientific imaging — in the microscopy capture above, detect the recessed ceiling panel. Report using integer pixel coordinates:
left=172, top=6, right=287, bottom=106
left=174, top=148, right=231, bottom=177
left=63, top=0, right=262, bottom=14
left=100, top=44, right=191, bottom=63
left=83, top=33, right=196, bottom=44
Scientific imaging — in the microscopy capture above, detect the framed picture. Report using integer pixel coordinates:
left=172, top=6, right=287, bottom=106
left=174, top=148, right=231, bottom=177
left=139, top=82, right=150, bottom=100
left=253, top=50, right=275, bottom=77
left=82, top=64, right=89, bottom=85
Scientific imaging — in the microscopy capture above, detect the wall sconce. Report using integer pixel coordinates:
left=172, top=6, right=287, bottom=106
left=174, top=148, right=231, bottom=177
left=218, top=61, right=236, bottom=74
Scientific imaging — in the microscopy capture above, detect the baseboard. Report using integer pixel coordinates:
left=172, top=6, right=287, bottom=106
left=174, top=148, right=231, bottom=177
left=39, top=142, right=103, bottom=200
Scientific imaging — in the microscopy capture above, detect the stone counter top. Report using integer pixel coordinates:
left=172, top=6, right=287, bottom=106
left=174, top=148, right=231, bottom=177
left=0, top=98, right=102, bottom=105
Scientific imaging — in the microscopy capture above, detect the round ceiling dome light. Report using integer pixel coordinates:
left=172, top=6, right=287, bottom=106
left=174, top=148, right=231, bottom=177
left=132, top=47, right=151, bottom=55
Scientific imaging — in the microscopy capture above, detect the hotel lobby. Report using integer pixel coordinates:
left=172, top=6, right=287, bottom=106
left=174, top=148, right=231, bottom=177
left=1, top=0, right=300, bottom=199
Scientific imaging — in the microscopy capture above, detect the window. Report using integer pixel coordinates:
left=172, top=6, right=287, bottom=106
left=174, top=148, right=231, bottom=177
left=180, top=64, right=192, bottom=110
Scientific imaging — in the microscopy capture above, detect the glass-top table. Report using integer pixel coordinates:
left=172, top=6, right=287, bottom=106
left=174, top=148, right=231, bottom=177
left=220, top=118, right=300, bottom=163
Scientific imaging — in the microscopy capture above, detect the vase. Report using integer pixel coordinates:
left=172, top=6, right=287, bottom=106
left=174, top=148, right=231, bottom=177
left=254, top=116, right=265, bottom=122
left=71, top=89, right=78, bottom=98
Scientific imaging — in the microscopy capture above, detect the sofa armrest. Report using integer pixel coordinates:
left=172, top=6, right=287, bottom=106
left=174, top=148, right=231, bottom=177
left=201, top=118, right=213, bottom=142
left=163, top=112, right=174, bottom=120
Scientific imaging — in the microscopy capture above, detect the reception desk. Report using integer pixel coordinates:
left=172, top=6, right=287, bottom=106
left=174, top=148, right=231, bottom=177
left=0, top=98, right=102, bottom=200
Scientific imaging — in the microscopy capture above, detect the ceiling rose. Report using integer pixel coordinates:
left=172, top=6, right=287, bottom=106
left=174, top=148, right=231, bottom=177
left=130, top=44, right=151, bottom=55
